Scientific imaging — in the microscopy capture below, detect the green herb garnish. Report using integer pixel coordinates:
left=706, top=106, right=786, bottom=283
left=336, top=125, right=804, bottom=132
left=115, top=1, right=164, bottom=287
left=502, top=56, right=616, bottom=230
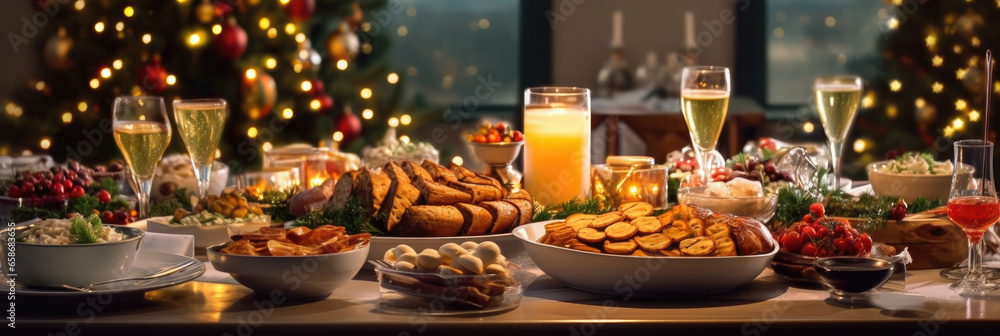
left=292, top=196, right=386, bottom=235
left=531, top=197, right=615, bottom=223
left=69, top=214, right=103, bottom=244
left=86, top=177, right=120, bottom=196
left=149, top=188, right=192, bottom=217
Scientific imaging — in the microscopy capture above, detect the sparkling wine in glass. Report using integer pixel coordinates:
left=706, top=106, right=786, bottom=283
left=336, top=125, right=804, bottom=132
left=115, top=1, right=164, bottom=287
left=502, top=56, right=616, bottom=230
left=946, top=139, right=1000, bottom=292
left=680, top=66, right=730, bottom=185
left=113, top=96, right=171, bottom=219
left=172, top=99, right=227, bottom=198
left=814, top=76, right=862, bottom=190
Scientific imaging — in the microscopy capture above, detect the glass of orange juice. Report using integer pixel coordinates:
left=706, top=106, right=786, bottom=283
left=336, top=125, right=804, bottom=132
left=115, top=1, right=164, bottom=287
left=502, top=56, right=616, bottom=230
left=523, top=87, right=591, bottom=205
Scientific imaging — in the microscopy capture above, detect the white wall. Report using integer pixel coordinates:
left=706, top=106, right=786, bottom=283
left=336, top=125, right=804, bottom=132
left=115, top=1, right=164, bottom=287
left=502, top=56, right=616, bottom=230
left=551, top=0, right=737, bottom=87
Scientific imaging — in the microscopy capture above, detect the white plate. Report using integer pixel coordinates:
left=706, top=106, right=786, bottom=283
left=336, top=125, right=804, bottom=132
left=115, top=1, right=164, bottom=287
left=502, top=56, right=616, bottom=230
left=3, top=249, right=205, bottom=301
left=284, top=221, right=524, bottom=266
left=513, top=220, right=778, bottom=297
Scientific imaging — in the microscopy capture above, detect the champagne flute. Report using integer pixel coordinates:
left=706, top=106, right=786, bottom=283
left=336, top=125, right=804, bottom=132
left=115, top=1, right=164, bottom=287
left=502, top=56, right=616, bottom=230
left=112, top=96, right=171, bottom=219
left=814, top=76, right=862, bottom=190
left=946, top=140, right=1000, bottom=292
left=172, top=99, right=227, bottom=198
left=680, top=66, right=730, bottom=185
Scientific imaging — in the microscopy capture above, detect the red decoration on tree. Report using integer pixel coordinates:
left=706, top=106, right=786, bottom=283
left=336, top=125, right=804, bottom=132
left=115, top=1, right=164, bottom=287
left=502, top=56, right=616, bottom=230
left=136, top=54, right=168, bottom=93
left=215, top=0, right=243, bottom=18
left=310, top=79, right=325, bottom=96
left=284, top=0, right=315, bottom=21
left=213, top=18, right=247, bottom=60
left=347, top=2, right=364, bottom=29
left=336, top=107, right=362, bottom=145
left=319, top=95, right=334, bottom=111
left=241, top=71, right=277, bottom=120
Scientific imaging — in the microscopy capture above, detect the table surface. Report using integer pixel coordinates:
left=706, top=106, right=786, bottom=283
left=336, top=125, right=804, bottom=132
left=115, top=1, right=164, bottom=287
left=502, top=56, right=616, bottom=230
left=11, top=263, right=1000, bottom=336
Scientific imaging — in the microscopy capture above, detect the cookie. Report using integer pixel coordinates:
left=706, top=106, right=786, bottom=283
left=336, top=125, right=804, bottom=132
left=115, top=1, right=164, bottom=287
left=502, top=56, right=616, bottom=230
left=634, top=233, right=672, bottom=252
left=633, top=216, right=664, bottom=234
left=603, top=239, right=638, bottom=254
left=576, top=227, right=607, bottom=244
left=619, top=202, right=654, bottom=220
left=679, top=237, right=715, bottom=256
left=589, top=212, right=624, bottom=229
left=604, top=222, right=639, bottom=241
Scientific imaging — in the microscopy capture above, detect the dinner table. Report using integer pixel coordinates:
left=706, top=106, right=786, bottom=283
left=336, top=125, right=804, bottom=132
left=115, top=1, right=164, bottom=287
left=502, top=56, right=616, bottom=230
left=11, top=254, right=1000, bottom=336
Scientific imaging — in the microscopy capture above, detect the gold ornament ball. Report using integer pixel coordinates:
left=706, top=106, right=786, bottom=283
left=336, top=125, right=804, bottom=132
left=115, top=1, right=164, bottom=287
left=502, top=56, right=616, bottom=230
left=915, top=104, right=936, bottom=125
left=196, top=0, right=216, bottom=24
left=325, top=22, right=359, bottom=62
left=44, top=27, right=73, bottom=70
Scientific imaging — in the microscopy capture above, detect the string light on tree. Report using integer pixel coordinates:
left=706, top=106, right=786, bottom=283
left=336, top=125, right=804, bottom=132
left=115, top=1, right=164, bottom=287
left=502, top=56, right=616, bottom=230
left=955, top=99, right=967, bottom=111
left=852, top=139, right=866, bottom=153
left=142, top=34, right=152, bottom=44
left=248, top=127, right=259, bottom=138
left=95, top=22, right=105, bottom=33
left=387, top=73, right=399, bottom=84
left=969, top=110, right=981, bottom=122
left=360, top=88, right=372, bottom=99
left=282, top=108, right=294, bottom=119
left=336, top=59, right=348, bottom=70
left=889, top=80, right=902, bottom=92
left=802, top=121, right=815, bottom=133
left=400, top=114, right=411, bottom=125
left=388, top=117, right=399, bottom=127
left=61, top=112, right=72, bottom=124
left=113, top=59, right=123, bottom=69
left=362, top=109, right=373, bottom=119
left=40, top=138, right=51, bottom=150
left=300, top=80, right=312, bottom=92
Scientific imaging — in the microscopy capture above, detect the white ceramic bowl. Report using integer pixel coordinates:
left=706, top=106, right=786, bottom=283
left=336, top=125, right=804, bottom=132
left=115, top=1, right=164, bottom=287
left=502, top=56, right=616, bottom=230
left=513, top=221, right=777, bottom=297
left=677, top=187, right=778, bottom=223
left=207, top=242, right=369, bottom=299
left=3, top=225, right=144, bottom=287
left=867, top=161, right=962, bottom=203
left=147, top=216, right=272, bottom=249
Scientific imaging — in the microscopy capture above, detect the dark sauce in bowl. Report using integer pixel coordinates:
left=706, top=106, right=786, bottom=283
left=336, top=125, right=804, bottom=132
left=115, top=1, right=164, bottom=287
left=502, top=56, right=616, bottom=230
left=814, top=257, right=894, bottom=293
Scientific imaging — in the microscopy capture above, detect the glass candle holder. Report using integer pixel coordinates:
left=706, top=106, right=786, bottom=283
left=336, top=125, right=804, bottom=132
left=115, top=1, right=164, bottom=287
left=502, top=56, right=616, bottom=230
left=523, top=87, right=591, bottom=205
left=237, top=167, right=300, bottom=201
left=591, top=156, right=669, bottom=209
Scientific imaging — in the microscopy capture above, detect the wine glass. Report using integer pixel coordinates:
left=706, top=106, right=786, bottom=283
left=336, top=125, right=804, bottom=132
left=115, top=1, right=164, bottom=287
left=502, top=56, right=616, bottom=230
left=112, top=96, right=172, bottom=219
left=946, top=139, right=1000, bottom=292
left=172, top=99, right=228, bottom=198
left=814, top=76, right=862, bottom=190
left=680, top=66, right=730, bottom=185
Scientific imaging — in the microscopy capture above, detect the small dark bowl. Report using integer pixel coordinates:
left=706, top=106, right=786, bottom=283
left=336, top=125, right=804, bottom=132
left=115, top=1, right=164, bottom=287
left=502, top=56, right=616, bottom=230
left=814, top=257, right=894, bottom=293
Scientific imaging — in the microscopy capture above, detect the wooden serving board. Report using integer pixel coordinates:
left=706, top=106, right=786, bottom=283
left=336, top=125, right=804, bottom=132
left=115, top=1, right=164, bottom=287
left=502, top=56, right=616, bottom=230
left=849, top=217, right=966, bottom=270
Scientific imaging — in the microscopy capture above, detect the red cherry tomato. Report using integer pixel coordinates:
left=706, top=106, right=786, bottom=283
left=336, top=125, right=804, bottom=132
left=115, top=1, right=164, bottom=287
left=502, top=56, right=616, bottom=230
left=495, top=123, right=507, bottom=133
left=710, top=167, right=730, bottom=182
left=856, top=233, right=873, bottom=253
left=487, top=133, right=502, bottom=143
left=809, top=203, right=825, bottom=218
left=801, top=242, right=818, bottom=257
left=49, top=183, right=65, bottom=196
left=817, top=248, right=831, bottom=258
left=801, top=226, right=817, bottom=241
left=758, top=137, right=777, bottom=151
left=832, top=237, right=849, bottom=255
left=512, top=130, right=524, bottom=142
left=6, top=187, right=20, bottom=198
left=803, top=214, right=813, bottom=224
left=815, top=225, right=829, bottom=239
left=62, top=180, right=73, bottom=190
left=781, top=231, right=803, bottom=252
left=69, top=186, right=86, bottom=199
left=97, top=190, right=112, bottom=203
left=473, top=134, right=487, bottom=143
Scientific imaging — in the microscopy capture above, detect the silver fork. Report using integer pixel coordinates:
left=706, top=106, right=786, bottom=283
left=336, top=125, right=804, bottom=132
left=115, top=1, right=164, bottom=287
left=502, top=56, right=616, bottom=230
left=59, top=259, right=199, bottom=292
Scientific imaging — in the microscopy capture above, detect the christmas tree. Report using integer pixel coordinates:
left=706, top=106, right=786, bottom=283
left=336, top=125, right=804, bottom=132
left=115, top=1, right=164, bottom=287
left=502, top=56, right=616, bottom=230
left=849, top=0, right=999, bottom=176
left=2, top=0, right=419, bottom=172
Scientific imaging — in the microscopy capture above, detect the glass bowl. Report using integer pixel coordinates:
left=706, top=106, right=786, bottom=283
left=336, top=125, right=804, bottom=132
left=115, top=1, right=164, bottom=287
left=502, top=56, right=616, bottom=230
left=677, top=186, right=778, bottom=223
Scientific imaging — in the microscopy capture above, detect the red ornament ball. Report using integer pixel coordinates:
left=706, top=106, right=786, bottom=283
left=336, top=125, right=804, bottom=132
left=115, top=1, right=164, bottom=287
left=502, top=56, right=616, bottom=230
left=310, top=79, right=325, bottom=96
left=285, top=0, right=315, bottom=21
left=241, top=71, right=277, bottom=120
left=213, top=19, right=247, bottom=60
left=336, top=108, right=362, bottom=145
left=136, top=55, right=169, bottom=93
left=319, top=95, right=334, bottom=111
left=347, top=2, right=364, bottom=29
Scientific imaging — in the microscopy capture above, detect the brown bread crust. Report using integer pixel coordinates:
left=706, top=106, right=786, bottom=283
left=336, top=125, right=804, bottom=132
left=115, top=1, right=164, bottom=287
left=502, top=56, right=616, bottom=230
left=454, top=203, right=494, bottom=236
left=402, top=160, right=433, bottom=181
left=448, top=181, right=502, bottom=203
left=393, top=205, right=464, bottom=237
left=502, top=198, right=534, bottom=227
left=422, top=159, right=458, bottom=183
left=356, top=168, right=392, bottom=218
left=413, top=178, right=472, bottom=205
left=479, top=201, right=518, bottom=234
